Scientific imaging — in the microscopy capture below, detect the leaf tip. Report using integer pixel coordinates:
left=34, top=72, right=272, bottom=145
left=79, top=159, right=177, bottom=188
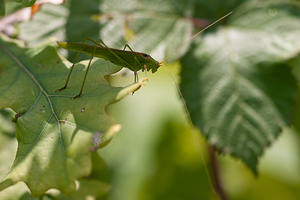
left=90, top=124, right=122, bottom=151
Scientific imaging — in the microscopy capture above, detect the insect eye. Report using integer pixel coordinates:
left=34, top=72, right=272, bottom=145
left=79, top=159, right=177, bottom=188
left=142, top=54, right=149, bottom=58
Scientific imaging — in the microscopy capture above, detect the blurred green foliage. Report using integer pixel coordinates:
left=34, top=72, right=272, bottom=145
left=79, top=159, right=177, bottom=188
left=100, top=69, right=300, bottom=200
left=1, top=0, right=300, bottom=199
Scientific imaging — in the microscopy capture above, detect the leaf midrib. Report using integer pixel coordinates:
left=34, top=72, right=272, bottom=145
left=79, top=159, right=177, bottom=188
left=0, top=42, right=69, bottom=186
left=0, top=43, right=60, bottom=122
left=223, top=29, right=276, bottom=148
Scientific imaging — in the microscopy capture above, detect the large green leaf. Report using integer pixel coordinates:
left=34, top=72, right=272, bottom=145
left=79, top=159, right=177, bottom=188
left=180, top=1, right=300, bottom=173
left=0, top=35, right=146, bottom=195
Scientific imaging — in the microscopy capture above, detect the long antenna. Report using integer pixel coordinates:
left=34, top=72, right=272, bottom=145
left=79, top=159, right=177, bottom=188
left=161, top=64, right=217, bottom=196
left=161, top=11, right=232, bottom=64
left=159, top=12, right=233, bottom=197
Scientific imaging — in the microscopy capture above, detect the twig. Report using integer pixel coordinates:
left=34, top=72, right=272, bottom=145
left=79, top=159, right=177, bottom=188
left=209, top=145, right=228, bottom=200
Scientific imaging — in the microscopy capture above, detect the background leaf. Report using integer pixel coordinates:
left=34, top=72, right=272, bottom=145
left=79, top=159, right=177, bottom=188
left=15, top=0, right=36, bottom=7
left=193, top=0, right=248, bottom=19
left=19, top=0, right=194, bottom=61
left=180, top=0, right=300, bottom=173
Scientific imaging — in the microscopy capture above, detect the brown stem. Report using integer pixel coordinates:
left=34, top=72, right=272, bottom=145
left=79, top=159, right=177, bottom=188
left=208, top=145, right=228, bottom=200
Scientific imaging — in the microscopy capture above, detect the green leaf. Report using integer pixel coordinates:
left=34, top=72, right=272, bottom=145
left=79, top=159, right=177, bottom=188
left=0, top=110, right=35, bottom=199
left=180, top=1, right=300, bottom=173
left=0, top=35, right=146, bottom=195
left=193, top=0, right=248, bottom=19
left=0, top=110, right=17, bottom=181
left=0, top=154, right=111, bottom=199
left=46, top=153, right=111, bottom=200
left=19, top=0, right=194, bottom=61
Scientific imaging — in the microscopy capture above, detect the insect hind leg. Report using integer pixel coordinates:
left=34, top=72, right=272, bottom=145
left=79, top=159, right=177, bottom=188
left=84, top=38, right=106, bottom=48
left=123, top=44, right=134, bottom=51
left=57, top=38, right=101, bottom=93
left=134, top=71, right=139, bottom=83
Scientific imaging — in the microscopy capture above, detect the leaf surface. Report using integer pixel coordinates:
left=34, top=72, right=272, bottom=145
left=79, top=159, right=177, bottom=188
left=0, top=35, right=144, bottom=195
left=180, top=1, right=300, bottom=173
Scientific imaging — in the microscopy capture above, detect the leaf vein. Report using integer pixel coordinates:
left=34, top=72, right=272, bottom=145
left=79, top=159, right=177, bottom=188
left=0, top=42, right=60, bottom=123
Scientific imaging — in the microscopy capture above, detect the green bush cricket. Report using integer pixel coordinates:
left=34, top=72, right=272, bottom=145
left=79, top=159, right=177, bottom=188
left=57, top=12, right=232, bottom=98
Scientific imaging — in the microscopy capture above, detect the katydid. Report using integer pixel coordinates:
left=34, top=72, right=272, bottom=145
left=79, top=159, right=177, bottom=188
left=57, top=12, right=232, bottom=98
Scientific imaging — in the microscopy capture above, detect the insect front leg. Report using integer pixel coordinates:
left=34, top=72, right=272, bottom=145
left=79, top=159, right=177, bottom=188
left=134, top=71, right=139, bottom=83
left=73, top=47, right=96, bottom=99
left=57, top=51, right=81, bottom=92
left=144, top=64, right=147, bottom=77
left=123, top=44, right=143, bottom=83
left=123, top=44, right=133, bottom=51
